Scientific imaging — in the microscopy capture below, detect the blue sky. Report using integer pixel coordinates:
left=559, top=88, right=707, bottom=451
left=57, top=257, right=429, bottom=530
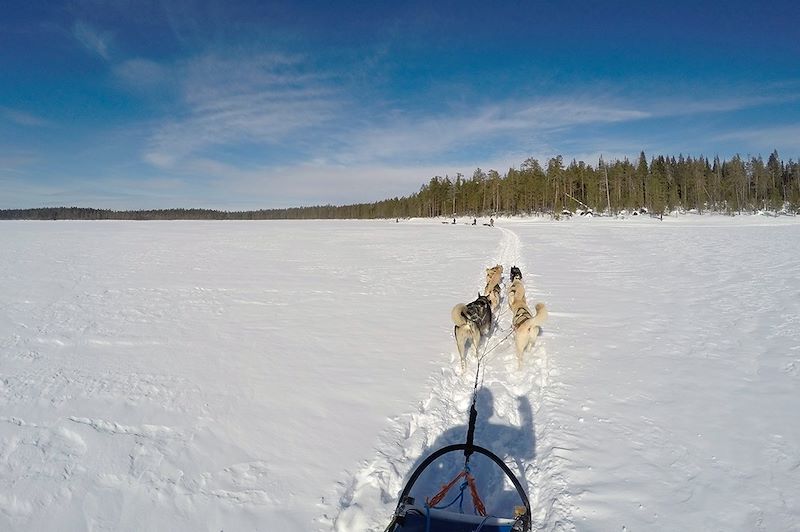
left=2, top=0, right=799, bottom=209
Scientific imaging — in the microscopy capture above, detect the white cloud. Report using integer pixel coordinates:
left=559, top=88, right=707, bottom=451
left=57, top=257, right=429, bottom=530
left=0, top=173, right=193, bottom=210
left=0, top=151, right=39, bottom=175
left=138, top=50, right=800, bottom=206
left=338, top=91, right=797, bottom=167
left=72, top=20, right=111, bottom=60
left=653, top=94, right=800, bottom=116
left=140, top=51, right=658, bottom=171
left=143, top=52, right=339, bottom=167
left=114, top=58, right=171, bottom=91
left=714, top=125, right=800, bottom=153
left=328, top=97, right=651, bottom=166
left=170, top=155, right=535, bottom=209
left=1, top=107, right=51, bottom=127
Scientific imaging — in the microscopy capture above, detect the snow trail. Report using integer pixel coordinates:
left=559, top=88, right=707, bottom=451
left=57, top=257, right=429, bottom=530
left=327, top=226, right=570, bottom=531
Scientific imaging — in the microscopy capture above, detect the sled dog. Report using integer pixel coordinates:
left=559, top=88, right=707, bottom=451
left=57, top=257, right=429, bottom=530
left=451, top=294, right=493, bottom=371
left=509, top=265, right=522, bottom=282
left=507, top=278, right=526, bottom=310
left=510, top=298, right=548, bottom=369
left=485, top=265, right=503, bottom=291
left=483, top=281, right=502, bottom=312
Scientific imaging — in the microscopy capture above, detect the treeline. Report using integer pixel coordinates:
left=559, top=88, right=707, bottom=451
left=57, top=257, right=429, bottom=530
left=0, top=205, right=406, bottom=220
left=2, top=151, right=799, bottom=220
left=411, top=150, right=800, bottom=217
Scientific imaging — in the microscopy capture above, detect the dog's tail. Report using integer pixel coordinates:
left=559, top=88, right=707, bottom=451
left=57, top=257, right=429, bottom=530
left=451, top=303, right=469, bottom=326
left=530, top=302, right=548, bottom=327
left=518, top=303, right=547, bottom=341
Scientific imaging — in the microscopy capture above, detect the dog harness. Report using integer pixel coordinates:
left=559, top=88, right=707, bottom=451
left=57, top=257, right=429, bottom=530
left=512, top=305, right=533, bottom=329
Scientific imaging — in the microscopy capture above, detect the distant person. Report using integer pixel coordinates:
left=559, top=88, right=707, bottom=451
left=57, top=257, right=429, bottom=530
left=490, top=217, right=494, bottom=227
left=472, top=218, right=477, bottom=225
left=396, top=218, right=399, bottom=223
left=452, top=218, right=456, bottom=224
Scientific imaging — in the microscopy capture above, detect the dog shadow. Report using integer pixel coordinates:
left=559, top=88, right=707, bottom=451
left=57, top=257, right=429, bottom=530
left=402, top=388, right=536, bottom=517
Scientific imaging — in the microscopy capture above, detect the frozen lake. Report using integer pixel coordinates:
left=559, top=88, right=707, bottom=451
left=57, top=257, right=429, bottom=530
left=1, top=216, right=798, bottom=531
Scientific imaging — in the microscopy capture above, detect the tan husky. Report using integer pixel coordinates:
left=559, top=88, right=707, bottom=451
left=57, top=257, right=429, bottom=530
left=484, top=280, right=502, bottom=311
left=507, top=278, right=526, bottom=310
left=485, top=265, right=503, bottom=291
left=510, top=298, right=548, bottom=369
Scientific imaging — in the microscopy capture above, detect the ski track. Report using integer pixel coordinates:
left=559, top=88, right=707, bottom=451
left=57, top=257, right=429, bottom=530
left=326, top=227, right=574, bottom=531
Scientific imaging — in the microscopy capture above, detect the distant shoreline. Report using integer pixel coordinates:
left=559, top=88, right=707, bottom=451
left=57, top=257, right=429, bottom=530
left=1, top=207, right=798, bottom=221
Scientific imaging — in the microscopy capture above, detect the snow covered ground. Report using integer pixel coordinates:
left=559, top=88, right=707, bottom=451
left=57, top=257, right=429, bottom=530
left=1, top=216, right=799, bottom=531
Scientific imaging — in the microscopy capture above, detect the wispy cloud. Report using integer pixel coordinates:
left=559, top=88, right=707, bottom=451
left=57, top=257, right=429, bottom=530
left=0, top=172, right=194, bottom=210
left=143, top=52, right=339, bottom=167
left=72, top=20, right=111, bottom=60
left=331, top=97, right=651, bottom=166
left=353, top=89, right=795, bottom=165
left=1, top=107, right=51, bottom=127
left=653, top=93, right=800, bottom=116
left=138, top=48, right=800, bottom=203
left=714, top=124, right=800, bottom=153
left=113, top=58, right=172, bottom=91
left=177, top=158, right=462, bottom=207
left=143, top=77, right=653, bottom=173
left=0, top=151, right=39, bottom=177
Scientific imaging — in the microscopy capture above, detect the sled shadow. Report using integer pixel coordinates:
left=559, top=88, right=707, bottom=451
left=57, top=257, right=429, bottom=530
left=402, top=388, right=536, bottom=516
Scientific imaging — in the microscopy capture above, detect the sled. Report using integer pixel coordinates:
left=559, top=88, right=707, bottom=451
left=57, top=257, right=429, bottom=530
left=385, top=444, right=531, bottom=532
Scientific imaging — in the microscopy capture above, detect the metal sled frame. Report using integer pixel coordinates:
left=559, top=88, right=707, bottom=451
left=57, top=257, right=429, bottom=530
left=386, top=443, right=531, bottom=532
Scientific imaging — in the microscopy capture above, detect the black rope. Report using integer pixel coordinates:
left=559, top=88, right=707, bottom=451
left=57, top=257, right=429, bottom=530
left=479, top=328, right=514, bottom=363
left=463, top=305, right=515, bottom=464
left=464, top=355, right=481, bottom=463
left=464, top=396, right=478, bottom=462
left=463, top=277, right=517, bottom=465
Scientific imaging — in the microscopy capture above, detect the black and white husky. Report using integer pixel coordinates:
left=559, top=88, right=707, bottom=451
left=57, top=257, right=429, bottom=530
left=451, top=294, right=493, bottom=371
left=507, top=266, right=525, bottom=310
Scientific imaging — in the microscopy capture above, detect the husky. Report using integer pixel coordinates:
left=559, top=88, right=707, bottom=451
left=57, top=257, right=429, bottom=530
left=484, top=280, right=502, bottom=312
left=451, top=294, right=493, bottom=371
left=485, top=265, right=503, bottom=291
left=506, top=266, right=525, bottom=309
left=510, top=298, right=548, bottom=369
left=507, top=278, right=526, bottom=310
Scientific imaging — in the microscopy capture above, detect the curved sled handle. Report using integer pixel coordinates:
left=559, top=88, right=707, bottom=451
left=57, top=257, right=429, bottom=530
left=398, top=443, right=531, bottom=524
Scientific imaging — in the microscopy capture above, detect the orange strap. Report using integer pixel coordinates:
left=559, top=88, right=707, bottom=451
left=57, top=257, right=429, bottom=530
left=425, top=470, right=487, bottom=517
left=426, top=470, right=467, bottom=508
left=465, top=472, right=487, bottom=516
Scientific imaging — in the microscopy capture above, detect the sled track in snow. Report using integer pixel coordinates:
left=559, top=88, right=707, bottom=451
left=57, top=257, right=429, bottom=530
left=325, top=227, right=574, bottom=531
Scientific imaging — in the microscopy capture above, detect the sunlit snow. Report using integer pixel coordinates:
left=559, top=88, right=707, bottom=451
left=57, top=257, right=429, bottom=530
left=1, top=216, right=798, bottom=531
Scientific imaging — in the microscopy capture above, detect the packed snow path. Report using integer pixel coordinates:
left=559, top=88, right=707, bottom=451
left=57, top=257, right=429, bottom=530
left=328, top=226, right=570, bottom=531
